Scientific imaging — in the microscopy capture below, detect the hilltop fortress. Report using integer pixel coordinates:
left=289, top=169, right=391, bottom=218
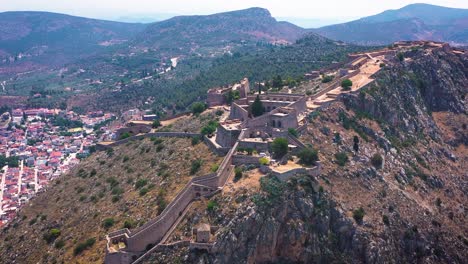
left=102, top=41, right=464, bottom=264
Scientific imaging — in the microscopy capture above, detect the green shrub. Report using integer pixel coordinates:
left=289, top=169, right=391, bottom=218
left=102, top=218, right=115, bottom=229
left=288, top=128, right=298, bottom=137
left=54, top=239, right=65, bottom=249
left=155, top=189, right=167, bottom=214
left=29, top=218, right=37, bottom=225
left=152, top=120, right=161, bottom=128
left=341, top=79, right=353, bottom=90
left=190, top=159, right=202, bottom=175
left=353, top=207, right=365, bottom=223
left=77, top=168, right=88, bottom=178
left=321, top=75, right=334, bottom=83
left=76, top=186, right=84, bottom=193
left=123, top=220, right=135, bottom=229
left=334, top=132, right=342, bottom=144
left=155, top=144, right=164, bottom=152
left=271, top=138, right=288, bottom=159
left=371, top=153, right=383, bottom=168
left=298, top=148, right=319, bottom=166
left=259, top=157, right=270, bottom=166
left=397, top=52, right=404, bottom=62
left=201, top=120, right=218, bottom=135
left=335, top=152, right=349, bottom=166
left=151, top=138, right=163, bottom=145
left=43, top=228, right=61, bottom=244
left=135, top=179, right=148, bottom=189
left=382, top=215, right=390, bottom=226
left=111, top=187, right=124, bottom=195
left=191, top=136, right=200, bottom=145
left=111, top=195, right=121, bottom=203
left=106, top=177, right=119, bottom=188
left=272, top=75, right=283, bottom=88
left=73, top=238, right=96, bottom=255
left=234, top=167, right=243, bottom=182
left=106, top=148, right=114, bottom=157
left=139, top=187, right=149, bottom=196
left=353, top=136, right=359, bottom=153
left=210, top=164, right=219, bottom=172
left=415, top=153, right=428, bottom=168
left=251, top=95, right=265, bottom=117
left=191, top=102, right=206, bottom=115
left=207, top=200, right=218, bottom=213
left=90, top=195, right=98, bottom=203
left=254, top=176, right=285, bottom=208
left=120, top=132, right=131, bottom=140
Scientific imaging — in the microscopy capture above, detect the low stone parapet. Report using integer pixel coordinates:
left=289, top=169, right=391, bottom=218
left=232, top=155, right=261, bottom=166
left=189, top=242, right=215, bottom=252
left=238, top=139, right=269, bottom=152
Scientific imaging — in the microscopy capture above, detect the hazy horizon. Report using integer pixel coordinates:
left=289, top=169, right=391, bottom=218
left=1, top=0, right=467, bottom=27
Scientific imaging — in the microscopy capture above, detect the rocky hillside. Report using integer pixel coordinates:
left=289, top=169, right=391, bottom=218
left=0, top=112, right=223, bottom=263
left=132, top=7, right=305, bottom=54
left=313, top=4, right=468, bottom=45
left=146, top=45, right=467, bottom=263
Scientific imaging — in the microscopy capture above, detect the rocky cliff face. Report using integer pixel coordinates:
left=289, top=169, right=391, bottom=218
left=342, top=45, right=467, bottom=145
left=212, top=180, right=360, bottom=263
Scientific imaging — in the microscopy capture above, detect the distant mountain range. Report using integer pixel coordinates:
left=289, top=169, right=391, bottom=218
left=1, top=3, right=467, bottom=71
left=313, top=4, right=468, bottom=45
left=132, top=8, right=305, bottom=52
left=0, top=8, right=309, bottom=73
left=0, top=11, right=145, bottom=66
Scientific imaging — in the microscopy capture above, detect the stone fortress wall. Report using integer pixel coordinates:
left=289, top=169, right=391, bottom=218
left=105, top=131, right=243, bottom=264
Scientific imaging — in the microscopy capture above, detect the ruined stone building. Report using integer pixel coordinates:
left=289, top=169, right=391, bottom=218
left=214, top=86, right=308, bottom=150
left=206, top=78, right=250, bottom=107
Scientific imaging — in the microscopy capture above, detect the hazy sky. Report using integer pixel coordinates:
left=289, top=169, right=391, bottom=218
left=1, top=0, right=467, bottom=21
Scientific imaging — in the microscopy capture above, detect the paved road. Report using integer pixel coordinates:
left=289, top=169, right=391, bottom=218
left=34, top=168, right=39, bottom=193
left=17, top=160, right=23, bottom=196
left=0, top=166, right=8, bottom=215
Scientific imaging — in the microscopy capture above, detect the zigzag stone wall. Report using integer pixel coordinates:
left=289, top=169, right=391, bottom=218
left=105, top=132, right=241, bottom=264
